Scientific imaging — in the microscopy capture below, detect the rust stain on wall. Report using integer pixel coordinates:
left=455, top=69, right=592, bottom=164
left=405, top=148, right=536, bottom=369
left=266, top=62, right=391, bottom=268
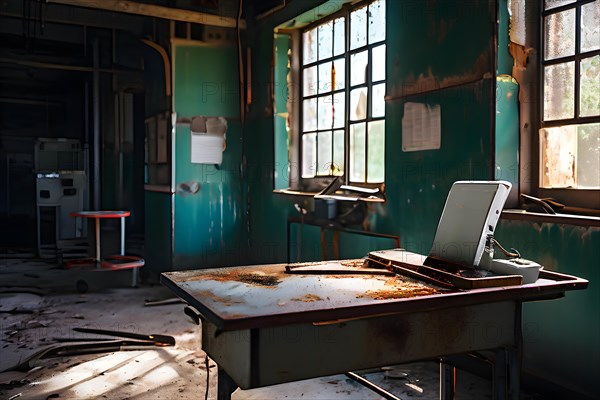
left=390, top=50, right=492, bottom=99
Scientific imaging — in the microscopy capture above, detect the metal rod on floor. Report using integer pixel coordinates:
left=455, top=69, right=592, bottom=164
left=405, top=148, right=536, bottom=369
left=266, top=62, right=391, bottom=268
left=345, top=371, right=403, bottom=400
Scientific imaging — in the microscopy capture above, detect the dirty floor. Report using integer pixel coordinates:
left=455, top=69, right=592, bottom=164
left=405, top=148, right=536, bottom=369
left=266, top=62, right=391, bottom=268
left=1, top=257, right=546, bottom=400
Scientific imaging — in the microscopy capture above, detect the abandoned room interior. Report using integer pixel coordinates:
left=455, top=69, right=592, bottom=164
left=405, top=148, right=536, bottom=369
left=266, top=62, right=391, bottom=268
left=1, top=0, right=599, bottom=399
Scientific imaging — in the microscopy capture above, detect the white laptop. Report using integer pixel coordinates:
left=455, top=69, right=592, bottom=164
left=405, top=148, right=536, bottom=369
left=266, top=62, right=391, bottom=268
left=425, top=180, right=512, bottom=269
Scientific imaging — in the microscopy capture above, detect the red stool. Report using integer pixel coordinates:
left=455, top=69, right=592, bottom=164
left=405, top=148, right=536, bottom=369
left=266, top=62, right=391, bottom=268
left=65, top=211, right=144, bottom=288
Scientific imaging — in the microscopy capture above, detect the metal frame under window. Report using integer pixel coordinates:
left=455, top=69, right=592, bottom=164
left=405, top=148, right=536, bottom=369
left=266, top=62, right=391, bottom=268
left=298, top=0, right=386, bottom=191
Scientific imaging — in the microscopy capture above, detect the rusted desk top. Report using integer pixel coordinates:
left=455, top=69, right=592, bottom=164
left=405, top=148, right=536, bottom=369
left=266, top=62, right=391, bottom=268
left=161, top=260, right=587, bottom=331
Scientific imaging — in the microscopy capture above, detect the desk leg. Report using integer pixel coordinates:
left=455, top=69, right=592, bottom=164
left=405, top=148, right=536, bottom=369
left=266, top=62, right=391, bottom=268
left=507, top=303, right=523, bottom=400
left=439, top=359, right=456, bottom=400
left=493, top=303, right=523, bottom=400
left=217, top=368, right=237, bottom=400
left=493, top=348, right=508, bottom=399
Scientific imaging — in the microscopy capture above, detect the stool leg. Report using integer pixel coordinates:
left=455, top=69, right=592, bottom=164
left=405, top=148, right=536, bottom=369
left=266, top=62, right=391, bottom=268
left=131, top=268, right=138, bottom=288
left=120, top=216, right=125, bottom=256
left=95, top=218, right=101, bottom=264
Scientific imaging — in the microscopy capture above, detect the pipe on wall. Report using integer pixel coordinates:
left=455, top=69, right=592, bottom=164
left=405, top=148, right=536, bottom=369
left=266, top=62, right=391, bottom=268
left=92, top=37, right=100, bottom=210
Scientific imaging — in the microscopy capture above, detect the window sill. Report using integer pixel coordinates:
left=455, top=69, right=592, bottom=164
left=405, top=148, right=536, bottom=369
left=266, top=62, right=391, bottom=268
left=501, top=209, right=600, bottom=227
left=273, top=188, right=318, bottom=197
left=273, top=188, right=386, bottom=203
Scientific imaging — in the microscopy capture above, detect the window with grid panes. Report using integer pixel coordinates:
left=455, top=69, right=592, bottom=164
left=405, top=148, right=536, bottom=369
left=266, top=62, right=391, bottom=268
left=300, top=0, right=386, bottom=185
left=540, top=0, right=600, bottom=190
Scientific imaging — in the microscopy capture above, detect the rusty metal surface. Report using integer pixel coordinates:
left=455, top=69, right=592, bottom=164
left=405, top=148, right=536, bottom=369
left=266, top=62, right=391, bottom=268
left=203, top=301, right=517, bottom=389
left=369, top=249, right=523, bottom=289
left=160, top=259, right=587, bottom=331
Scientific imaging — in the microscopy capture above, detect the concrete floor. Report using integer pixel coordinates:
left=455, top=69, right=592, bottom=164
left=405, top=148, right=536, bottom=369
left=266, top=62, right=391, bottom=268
left=0, top=257, right=547, bottom=400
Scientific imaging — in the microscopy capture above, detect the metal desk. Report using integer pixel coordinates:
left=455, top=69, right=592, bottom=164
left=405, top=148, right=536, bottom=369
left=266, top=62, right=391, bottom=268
left=161, top=260, right=587, bottom=400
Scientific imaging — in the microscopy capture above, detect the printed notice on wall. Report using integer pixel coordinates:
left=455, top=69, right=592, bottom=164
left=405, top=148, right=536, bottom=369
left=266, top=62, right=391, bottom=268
left=402, top=102, right=441, bottom=152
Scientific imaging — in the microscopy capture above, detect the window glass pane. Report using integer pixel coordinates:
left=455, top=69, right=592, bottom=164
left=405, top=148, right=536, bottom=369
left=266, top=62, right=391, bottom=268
left=303, top=66, right=317, bottom=97
left=544, top=0, right=576, bottom=10
left=303, top=28, right=317, bottom=64
left=333, top=18, right=345, bottom=56
left=350, top=87, right=368, bottom=120
left=368, top=0, right=386, bottom=44
left=577, top=123, right=600, bottom=188
left=367, top=120, right=385, bottom=183
left=544, top=10, right=575, bottom=60
left=580, top=55, right=600, bottom=117
left=302, top=133, right=317, bottom=178
left=303, top=99, right=317, bottom=131
left=318, top=95, right=333, bottom=130
left=544, top=62, right=575, bottom=120
left=318, top=62, right=332, bottom=94
left=540, top=124, right=600, bottom=189
left=581, top=1, right=600, bottom=52
left=350, top=5, right=368, bottom=50
left=372, top=45, right=386, bottom=82
left=317, top=131, right=333, bottom=175
left=332, top=92, right=345, bottom=128
left=333, top=129, right=345, bottom=175
left=351, top=50, right=368, bottom=86
left=350, top=123, right=366, bottom=182
left=318, top=21, right=333, bottom=61
left=372, top=83, right=386, bottom=118
left=540, top=126, right=576, bottom=187
left=333, top=58, right=345, bottom=90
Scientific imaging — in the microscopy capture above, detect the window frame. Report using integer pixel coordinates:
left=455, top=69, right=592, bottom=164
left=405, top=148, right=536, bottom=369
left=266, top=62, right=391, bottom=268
left=537, top=0, right=600, bottom=205
left=296, top=0, right=386, bottom=192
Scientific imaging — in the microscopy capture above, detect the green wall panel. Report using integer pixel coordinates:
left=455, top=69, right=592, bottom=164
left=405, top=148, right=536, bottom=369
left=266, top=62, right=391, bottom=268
left=274, top=33, right=290, bottom=190
left=497, top=0, right=513, bottom=75
left=378, top=80, right=494, bottom=254
left=496, top=76, right=520, bottom=205
left=172, top=42, right=246, bottom=268
left=144, top=191, right=172, bottom=271
left=387, top=0, right=495, bottom=99
left=173, top=43, right=240, bottom=118
left=248, top=0, right=496, bottom=264
left=496, top=220, right=600, bottom=397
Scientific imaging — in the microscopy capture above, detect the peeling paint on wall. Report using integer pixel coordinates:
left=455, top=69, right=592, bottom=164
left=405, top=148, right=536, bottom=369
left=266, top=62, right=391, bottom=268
left=390, top=50, right=493, bottom=99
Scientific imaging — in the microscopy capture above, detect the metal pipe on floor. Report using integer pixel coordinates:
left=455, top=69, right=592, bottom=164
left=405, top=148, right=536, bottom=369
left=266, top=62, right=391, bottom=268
left=345, top=371, right=403, bottom=400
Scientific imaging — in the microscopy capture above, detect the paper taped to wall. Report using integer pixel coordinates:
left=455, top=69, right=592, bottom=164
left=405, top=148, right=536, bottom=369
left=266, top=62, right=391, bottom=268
left=402, top=102, right=441, bottom=152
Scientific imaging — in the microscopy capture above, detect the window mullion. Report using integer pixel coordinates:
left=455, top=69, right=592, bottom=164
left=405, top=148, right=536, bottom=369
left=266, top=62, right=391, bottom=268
left=574, top=4, right=581, bottom=119
left=344, top=10, right=351, bottom=186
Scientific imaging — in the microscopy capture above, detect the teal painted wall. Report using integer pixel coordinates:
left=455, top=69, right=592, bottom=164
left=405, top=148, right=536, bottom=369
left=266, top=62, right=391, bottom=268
left=247, top=0, right=496, bottom=261
left=496, top=76, right=520, bottom=206
left=144, top=191, right=172, bottom=271
left=274, top=33, right=290, bottom=191
left=496, top=220, right=600, bottom=397
left=171, top=42, right=246, bottom=268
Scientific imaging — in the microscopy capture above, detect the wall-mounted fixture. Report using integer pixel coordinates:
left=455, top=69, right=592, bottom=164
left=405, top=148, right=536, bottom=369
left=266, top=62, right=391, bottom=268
left=190, top=116, right=227, bottom=165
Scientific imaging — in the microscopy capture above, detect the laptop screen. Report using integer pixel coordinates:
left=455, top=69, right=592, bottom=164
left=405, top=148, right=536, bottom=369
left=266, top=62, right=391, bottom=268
left=427, top=181, right=511, bottom=269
